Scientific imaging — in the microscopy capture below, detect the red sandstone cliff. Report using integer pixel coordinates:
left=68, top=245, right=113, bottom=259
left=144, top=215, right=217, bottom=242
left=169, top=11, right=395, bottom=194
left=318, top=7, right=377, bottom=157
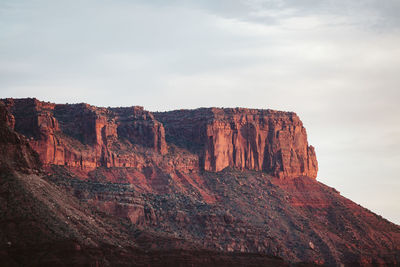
left=1, top=98, right=399, bottom=266
left=3, top=98, right=168, bottom=171
left=3, top=98, right=317, bottom=180
left=0, top=101, right=41, bottom=173
left=155, top=108, right=318, bottom=178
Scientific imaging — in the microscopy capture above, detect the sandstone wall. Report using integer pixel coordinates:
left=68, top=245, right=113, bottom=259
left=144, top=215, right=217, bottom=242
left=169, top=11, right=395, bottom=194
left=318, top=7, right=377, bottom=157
left=0, top=101, right=41, bottom=172
left=3, top=98, right=167, bottom=170
left=156, top=108, right=318, bottom=179
left=3, top=98, right=317, bottom=179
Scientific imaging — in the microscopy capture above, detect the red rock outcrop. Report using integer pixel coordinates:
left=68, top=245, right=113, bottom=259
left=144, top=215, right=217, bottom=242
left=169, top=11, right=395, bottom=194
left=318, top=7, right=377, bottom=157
left=3, top=98, right=168, bottom=171
left=1, top=98, right=400, bottom=266
left=156, top=108, right=318, bottom=179
left=4, top=99, right=317, bottom=179
left=112, top=107, right=167, bottom=155
left=0, top=101, right=41, bottom=173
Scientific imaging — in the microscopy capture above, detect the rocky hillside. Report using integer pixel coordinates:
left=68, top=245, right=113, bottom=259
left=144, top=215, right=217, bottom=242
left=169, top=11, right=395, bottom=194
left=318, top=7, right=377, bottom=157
left=0, top=99, right=286, bottom=266
left=1, top=98, right=399, bottom=266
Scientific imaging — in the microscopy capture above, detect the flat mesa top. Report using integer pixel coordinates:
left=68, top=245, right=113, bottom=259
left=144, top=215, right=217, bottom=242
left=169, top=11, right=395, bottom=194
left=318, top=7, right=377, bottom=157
left=1, top=98, right=296, bottom=117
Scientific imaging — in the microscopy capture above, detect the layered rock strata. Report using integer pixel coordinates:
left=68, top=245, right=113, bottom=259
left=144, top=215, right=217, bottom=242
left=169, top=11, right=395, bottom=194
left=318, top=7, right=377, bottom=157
left=155, top=108, right=318, bottom=178
left=1, top=98, right=400, bottom=266
left=3, top=98, right=168, bottom=171
left=0, top=102, right=41, bottom=172
left=3, top=98, right=317, bottom=179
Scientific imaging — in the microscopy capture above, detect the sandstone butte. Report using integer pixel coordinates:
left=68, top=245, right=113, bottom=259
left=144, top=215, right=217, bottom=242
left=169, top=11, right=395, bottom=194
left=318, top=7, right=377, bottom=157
left=2, top=98, right=317, bottom=179
left=0, top=97, right=399, bottom=267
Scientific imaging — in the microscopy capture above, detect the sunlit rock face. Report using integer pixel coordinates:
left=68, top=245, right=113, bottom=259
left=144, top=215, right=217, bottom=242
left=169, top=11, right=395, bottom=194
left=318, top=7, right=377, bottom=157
left=155, top=108, right=318, bottom=179
left=3, top=98, right=168, bottom=170
left=1, top=98, right=399, bottom=266
left=4, top=98, right=317, bottom=180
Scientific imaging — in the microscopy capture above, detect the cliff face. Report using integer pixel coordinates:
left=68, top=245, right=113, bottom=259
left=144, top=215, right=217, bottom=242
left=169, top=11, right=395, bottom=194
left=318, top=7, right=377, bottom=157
left=3, top=98, right=168, bottom=171
left=3, top=98, right=317, bottom=179
left=0, top=101, right=41, bottom=173
left=1, top=98, right=400, bottom=266
left=155, top=108, right=318, bottom=178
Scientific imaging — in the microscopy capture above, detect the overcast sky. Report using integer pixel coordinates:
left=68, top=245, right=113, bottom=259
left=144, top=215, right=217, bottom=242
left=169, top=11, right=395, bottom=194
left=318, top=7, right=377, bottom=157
left=1, top=0, right=399, bottom=224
